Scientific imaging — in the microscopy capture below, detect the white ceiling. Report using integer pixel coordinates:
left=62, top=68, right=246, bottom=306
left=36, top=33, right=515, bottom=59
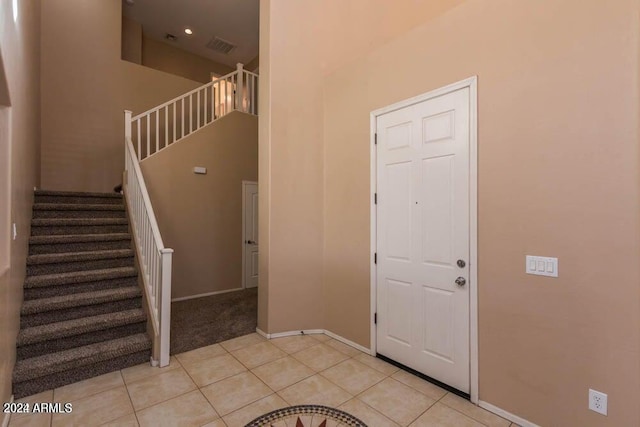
left=122, top=0, right=259, bottom=68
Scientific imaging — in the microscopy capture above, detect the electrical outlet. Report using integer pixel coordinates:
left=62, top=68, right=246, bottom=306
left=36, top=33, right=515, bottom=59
left=589, top=389, right=607, bottom=415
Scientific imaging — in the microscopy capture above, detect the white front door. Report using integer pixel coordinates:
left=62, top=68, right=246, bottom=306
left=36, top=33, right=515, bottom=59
left=376, top=87, right=471, bottom=392
left=242, top=182, right=259, bottom=288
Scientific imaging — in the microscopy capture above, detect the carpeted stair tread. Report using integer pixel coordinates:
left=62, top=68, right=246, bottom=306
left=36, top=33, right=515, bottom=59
left=13, top=333, right=151, bottom=383
left=33, top=203, right=124, bottom=211
left=16, top=188, right=151, bottom=397
left=32, top=218, right=128, bottom=226
left=27, top=249, right=134, bottom=265
left=25, top=266, right=137, bottom=288
left=35, top=190, right=122, bottom=199
left=17, top=309, right=146, bottom=346
left=30, top=233, right=131, bottom=245
left=21, top=286, right=141, bottom=315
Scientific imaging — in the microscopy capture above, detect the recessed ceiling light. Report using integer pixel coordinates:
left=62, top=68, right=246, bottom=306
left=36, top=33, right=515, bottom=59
left=124, top=0, right=135, bottom=5
left=184, top=28, right=193, bottom=35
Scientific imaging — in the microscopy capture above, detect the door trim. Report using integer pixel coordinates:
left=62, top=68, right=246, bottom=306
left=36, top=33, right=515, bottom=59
left=369, top=76, right=478, bottom=403
left=242, top=180, right=258, bottom=289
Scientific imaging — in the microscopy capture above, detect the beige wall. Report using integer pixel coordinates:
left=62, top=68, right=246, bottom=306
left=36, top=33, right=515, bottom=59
left=40, top=0, right=203, bottom=193
left=142, top=36, right=234, bottom=83
left=245, top=55, right=259, bottom=73
left=258, top=0, right=466, bottom=336
left=260, top=0, right=640, bottom=425
left=121, top=16, right=142, bottom=64
left=140, top=112, right=258, bottom=299
left=0, top=0, right=41, bottom=406
left=322, top=0, right=640, bottom=426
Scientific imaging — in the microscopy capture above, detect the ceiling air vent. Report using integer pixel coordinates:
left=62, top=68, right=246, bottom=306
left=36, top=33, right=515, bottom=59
left=165, top=33, right=178, bottom=42
left=206, top=37, right=236, bottom=54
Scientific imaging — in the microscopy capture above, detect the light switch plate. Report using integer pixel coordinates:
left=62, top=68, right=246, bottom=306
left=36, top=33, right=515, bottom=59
left=193, top=166, right=207, bottom=174
left=526, top=255, right=558, bottom=277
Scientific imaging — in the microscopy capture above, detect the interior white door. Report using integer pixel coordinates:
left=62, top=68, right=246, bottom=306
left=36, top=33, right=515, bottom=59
left=376, top=87, right=470, bottom=392
left=243, top=182, right=259, bottom=288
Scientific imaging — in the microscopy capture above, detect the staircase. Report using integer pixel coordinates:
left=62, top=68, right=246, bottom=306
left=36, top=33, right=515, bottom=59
left=12, top=190, right=151, bottom=399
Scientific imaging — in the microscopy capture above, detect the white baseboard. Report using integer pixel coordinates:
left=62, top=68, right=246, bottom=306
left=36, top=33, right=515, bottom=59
left=255, top=327, right=269, bottom=338
left=255, top=328, right=324, bottom=339
left=255, top=328, right=372, bottom=356
left=172, top=287, right=243, bottom=302
left=323, top=329, right=374, bottom=355
left=2, top=395, right=13, bottom=427
left=478, top=400, right=539, bottom=427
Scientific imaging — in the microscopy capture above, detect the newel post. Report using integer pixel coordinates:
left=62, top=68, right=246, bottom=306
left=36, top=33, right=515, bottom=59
left=236, top=63, right=244, bottom=112
left=124, top=110, right=132, bottom=140
left=159, top=248, right=174, bottom=367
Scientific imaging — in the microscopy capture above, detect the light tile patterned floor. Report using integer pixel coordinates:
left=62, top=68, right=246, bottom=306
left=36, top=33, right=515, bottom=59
left=8, top=333, right=519, bottom=427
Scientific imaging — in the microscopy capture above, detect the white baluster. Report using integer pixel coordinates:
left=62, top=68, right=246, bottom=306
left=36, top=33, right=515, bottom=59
left=146, top=116, right=150, bottom=160
left=181, top=98, right=185, bottom=138
left=189, top=94, right=193, bottom=133
left=204, top=88, right=208, bottom=124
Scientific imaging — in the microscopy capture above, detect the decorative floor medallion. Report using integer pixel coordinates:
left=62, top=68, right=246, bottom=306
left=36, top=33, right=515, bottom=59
left=245, top=405, right=368, bottom=427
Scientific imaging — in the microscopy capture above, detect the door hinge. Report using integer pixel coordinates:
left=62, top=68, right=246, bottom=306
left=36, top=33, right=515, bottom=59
left=374, top=193, right=377, bottom=204
left=374, top=133, right=377, bottom=145
left=374, top=252, right=377, bottom=264
left=374, top=313, right=377, bottom=324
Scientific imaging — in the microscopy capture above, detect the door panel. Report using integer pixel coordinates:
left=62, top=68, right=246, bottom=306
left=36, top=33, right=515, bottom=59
left=385, top=278, right=413, bottom=346
left=376, top=87, right=470, bottom=392
left=385, top=162, right=412, bottom=261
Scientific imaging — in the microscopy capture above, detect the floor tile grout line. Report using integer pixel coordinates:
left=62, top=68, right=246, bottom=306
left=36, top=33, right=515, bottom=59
left=208, top=386, right=274, bottom=420
left=119, top=369, right=143, bottom=427
left=351, top=375, right=445, bottom=426
left=113, top=370, right=140, bottom=427
left=198, top=369, right=275, bottom=416
left=53, top=379, right=123, bottom=405
left=191, top=388, right=223, bottom=423
left=221, top=391, right=283, bottom=425
left=342, top=397, right=401, bottom=427
left=313, top=372, right=355, bottom=401
left=436, top=398, right=494, bottom=427
left=404, top=395, right=440, bottom=427
left=391, top=373, right=449, bottom=402
left=125, top=368, right=199, bottom=413
left=251, top=360, right=316, bottom=394
left=316, top=366, right=386, bottom=398
left=130, top=386, right=198, bottom=415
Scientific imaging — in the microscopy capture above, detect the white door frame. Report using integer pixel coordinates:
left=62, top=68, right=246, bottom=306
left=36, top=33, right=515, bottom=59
left=370, top=76, right=478, bottom=403
left=242, top=180, right=258, bottom=288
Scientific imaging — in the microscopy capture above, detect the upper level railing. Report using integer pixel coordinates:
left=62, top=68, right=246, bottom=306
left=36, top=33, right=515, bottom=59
left=129, top=63, right=258, bottom=162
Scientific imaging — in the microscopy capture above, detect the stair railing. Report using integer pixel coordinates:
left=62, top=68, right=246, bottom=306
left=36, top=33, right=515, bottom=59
left=123, top=118, right=173, bottom=368
left=129, top=63, right=258, bottom=162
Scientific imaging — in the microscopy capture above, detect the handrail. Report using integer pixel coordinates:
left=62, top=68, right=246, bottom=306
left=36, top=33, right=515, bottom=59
left=124, top=139, right=165, bottom=246
left=131, top=69, right=238, bottom=121
left=123, top=128, right=173, bottom=368
left=129, top=63, right=258, bottom=162
left=121, top=63, right=258, bottom=367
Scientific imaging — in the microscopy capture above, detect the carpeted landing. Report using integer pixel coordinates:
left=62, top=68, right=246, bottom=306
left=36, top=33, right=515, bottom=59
left=13, top=190, right=151, bottom=399
left=170, top=288, right=257, bottom=355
